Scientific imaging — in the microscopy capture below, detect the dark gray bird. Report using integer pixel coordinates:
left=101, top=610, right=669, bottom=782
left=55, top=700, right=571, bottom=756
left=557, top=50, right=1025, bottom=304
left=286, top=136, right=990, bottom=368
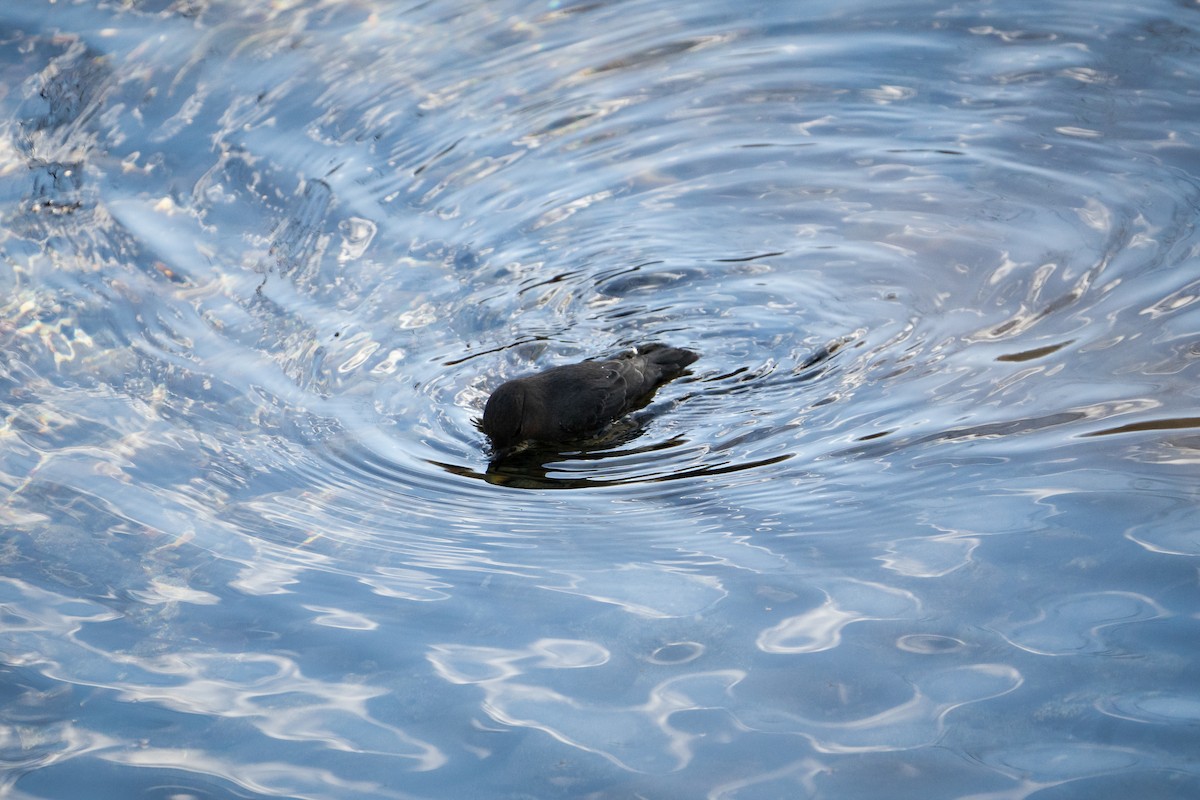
left=481, top=344, right=698, bottom=453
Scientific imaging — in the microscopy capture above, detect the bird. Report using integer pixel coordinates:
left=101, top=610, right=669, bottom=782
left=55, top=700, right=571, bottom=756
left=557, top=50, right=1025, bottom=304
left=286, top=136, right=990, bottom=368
left=480, top=344, right=698, bottom=454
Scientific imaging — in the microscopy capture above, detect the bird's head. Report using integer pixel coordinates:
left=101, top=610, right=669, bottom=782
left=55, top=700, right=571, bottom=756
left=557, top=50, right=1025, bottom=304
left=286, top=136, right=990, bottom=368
left=480, top=381, right=527, bottom=452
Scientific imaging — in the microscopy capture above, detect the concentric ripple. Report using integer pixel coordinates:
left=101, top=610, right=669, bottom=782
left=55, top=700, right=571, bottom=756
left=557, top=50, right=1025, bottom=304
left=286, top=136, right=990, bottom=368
left=3, top=0, right=1200, bottom=798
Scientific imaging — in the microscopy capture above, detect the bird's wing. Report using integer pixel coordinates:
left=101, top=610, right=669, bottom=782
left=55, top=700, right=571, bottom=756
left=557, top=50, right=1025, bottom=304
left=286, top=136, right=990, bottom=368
left=542, top=362, right=634, bottom=436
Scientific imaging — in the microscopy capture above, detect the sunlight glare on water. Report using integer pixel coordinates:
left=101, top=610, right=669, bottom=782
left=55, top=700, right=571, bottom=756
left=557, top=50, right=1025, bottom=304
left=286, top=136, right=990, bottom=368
left=1, top=0, right=1199, bottom=797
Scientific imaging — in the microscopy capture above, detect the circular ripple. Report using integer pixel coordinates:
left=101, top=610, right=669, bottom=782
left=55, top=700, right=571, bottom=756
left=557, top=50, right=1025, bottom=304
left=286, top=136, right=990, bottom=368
left=896, top=634, right=968, bottom=654
left=647, top=641, right=706, bottom=665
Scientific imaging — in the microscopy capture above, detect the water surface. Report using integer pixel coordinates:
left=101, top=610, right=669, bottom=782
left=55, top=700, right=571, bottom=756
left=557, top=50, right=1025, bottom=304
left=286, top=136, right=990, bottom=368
left=2, top=0, right=1199, bottom=798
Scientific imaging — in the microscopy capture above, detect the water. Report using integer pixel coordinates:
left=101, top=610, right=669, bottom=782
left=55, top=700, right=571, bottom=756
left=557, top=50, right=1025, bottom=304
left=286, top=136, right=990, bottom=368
left=2, top=0, right=1198, bottom=797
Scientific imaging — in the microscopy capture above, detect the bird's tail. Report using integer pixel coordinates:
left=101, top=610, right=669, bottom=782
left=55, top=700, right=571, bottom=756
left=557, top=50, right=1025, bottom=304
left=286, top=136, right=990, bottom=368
left=639, top=343, right=699, bottom=378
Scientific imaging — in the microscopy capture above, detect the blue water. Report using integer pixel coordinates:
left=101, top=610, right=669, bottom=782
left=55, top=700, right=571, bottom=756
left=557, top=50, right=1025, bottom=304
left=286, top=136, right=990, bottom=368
left=2, top=0, right=1199, bottom=797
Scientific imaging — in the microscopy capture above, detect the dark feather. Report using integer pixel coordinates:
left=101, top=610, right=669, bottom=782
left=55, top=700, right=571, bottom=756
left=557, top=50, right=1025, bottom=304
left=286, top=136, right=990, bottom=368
left=481, top=344, right=698, bottom=452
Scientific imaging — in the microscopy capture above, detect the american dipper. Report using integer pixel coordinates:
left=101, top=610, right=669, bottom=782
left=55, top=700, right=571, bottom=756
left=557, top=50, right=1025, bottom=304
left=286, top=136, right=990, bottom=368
left=481, top=344, right=698, bottom=453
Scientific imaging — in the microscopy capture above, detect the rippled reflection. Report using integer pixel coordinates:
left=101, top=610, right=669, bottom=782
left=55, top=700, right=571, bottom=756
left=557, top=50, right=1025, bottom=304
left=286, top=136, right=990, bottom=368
left=3, top=0, right=1200, bottom=797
